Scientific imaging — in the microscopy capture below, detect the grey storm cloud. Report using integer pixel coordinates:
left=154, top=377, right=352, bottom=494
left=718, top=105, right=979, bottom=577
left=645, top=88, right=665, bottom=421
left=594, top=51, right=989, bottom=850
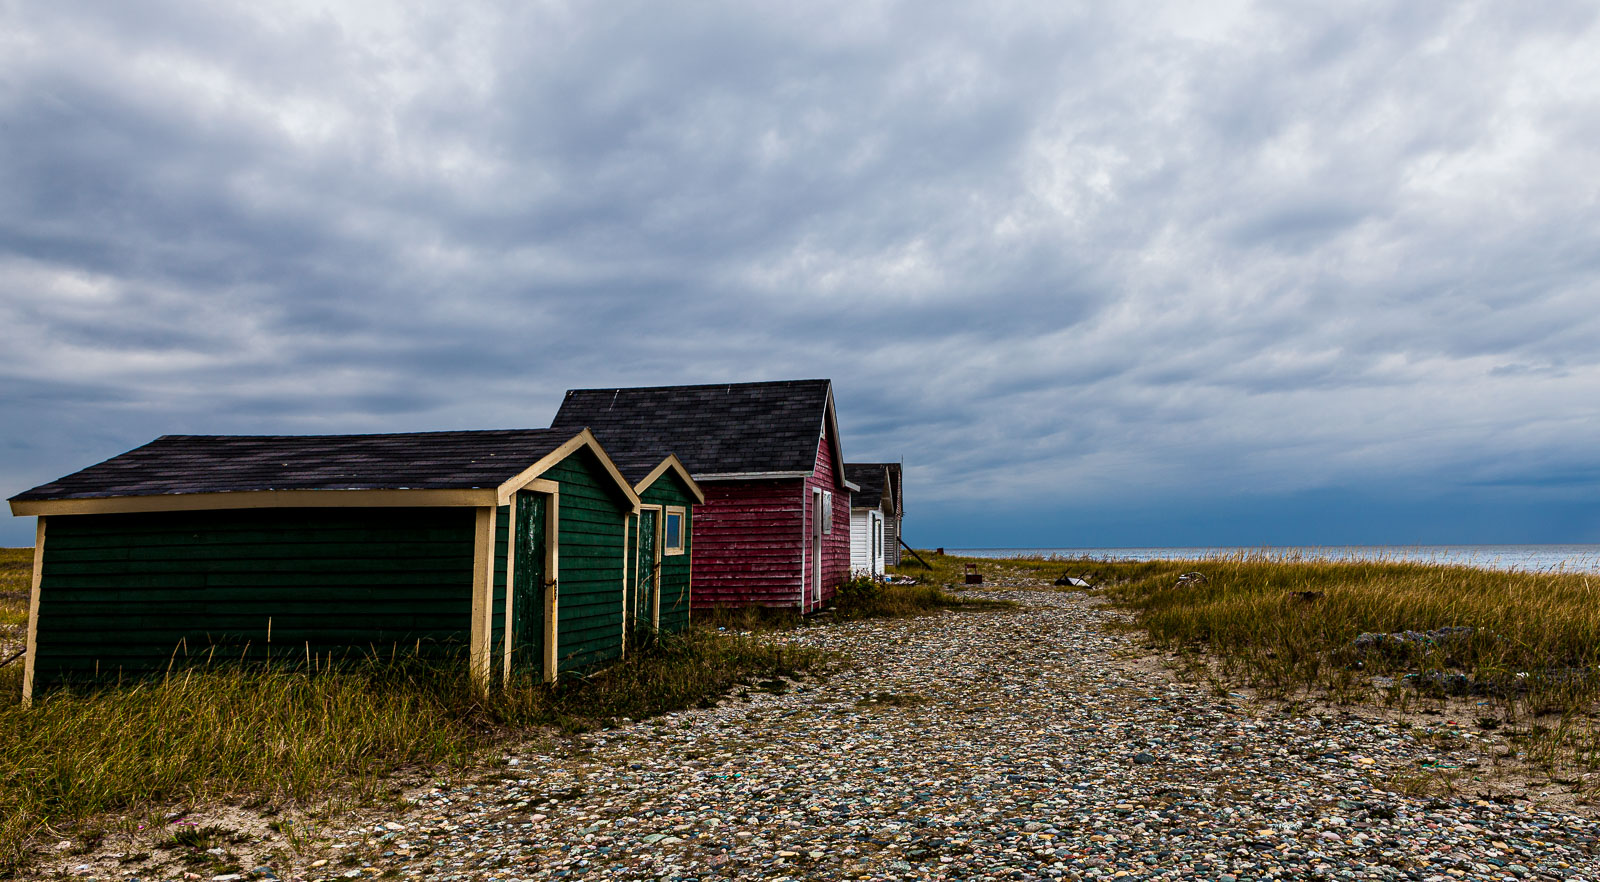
left=3, top=0, right=1600, bottom=545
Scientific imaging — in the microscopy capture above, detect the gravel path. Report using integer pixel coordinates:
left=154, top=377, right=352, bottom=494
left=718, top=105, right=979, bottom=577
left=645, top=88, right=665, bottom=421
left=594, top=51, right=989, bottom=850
left=337, top=587, right=1599, bottom=881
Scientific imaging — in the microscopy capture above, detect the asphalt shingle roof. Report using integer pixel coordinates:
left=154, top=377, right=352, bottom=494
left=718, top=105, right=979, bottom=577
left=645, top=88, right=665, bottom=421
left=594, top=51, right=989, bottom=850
left=604, top=450, right=677, bottom=487
left=845, top=463, right=888, bottom=509
left=550, top=380, right=833, bottom=478
left=10, top=429, right=579, bottom=501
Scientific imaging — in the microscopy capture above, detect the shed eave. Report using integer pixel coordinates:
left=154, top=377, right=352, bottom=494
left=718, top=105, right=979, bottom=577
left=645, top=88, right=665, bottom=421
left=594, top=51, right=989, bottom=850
left=493, top=428, right=641, bottom=511
left=633, top=455, right=707, bottom=505
left=691, top=470, right=812, bottom=481
left=9, top=487, right=498, bottom=517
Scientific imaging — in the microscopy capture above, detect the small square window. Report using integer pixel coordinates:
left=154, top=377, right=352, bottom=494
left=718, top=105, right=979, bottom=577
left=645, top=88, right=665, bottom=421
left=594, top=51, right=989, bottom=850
left=664, top=507, right=686, bottom=555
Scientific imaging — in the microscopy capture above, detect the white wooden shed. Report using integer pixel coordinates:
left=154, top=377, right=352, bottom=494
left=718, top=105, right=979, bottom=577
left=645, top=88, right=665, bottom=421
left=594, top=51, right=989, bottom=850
left=844, top=463, right=889, bottom=576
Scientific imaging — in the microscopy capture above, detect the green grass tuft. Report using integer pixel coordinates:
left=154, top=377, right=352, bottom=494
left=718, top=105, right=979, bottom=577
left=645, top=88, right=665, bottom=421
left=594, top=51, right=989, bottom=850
left=0, top=548, right=31, bottom=633
left=0, top=617, right=832, bottom=874
left=832, top=574, right=1009, bottom=620
left=950, top=549, right=1600, bottom=795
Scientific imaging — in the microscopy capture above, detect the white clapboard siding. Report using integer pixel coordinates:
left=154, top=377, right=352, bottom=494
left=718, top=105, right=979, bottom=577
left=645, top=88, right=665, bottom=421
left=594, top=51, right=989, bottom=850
left=850, top=508, right=885, bottom=576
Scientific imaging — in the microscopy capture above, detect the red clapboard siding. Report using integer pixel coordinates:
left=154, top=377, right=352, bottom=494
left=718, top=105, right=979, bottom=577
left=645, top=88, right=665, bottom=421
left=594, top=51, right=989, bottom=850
left=804, top=432, right=852, bottom=609
left=690, top=480, right=804, bottom=610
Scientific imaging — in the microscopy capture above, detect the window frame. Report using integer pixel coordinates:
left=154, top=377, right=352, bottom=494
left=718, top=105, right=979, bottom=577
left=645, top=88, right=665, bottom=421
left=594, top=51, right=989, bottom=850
left=663, top=505, right=687, bottom=556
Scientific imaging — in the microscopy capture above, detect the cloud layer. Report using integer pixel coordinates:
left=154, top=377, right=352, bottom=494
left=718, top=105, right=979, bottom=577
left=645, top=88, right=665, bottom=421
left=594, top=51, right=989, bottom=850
left=4, top=0, right=1599, bottom=545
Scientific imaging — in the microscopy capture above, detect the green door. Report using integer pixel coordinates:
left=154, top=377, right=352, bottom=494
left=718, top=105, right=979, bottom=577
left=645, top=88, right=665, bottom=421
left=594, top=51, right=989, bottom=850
left=636, top=509, right=658, bottom=634
left=512, top=491, right=548, bottom=676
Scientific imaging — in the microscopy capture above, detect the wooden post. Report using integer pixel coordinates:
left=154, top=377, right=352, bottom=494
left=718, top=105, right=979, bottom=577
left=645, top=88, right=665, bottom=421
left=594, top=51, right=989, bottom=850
left=503, top=499, right=517, bottom=687
left=469, top=507, right=494, bottom=693
left=544, top=492, right=560, bottom=683
left=21, top=517, right=45, bottom=708
left=620, top=516, right=630, bottom=658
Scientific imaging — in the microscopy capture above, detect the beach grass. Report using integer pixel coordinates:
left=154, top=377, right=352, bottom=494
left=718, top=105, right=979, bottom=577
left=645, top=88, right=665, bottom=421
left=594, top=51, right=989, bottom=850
left=831, top=573, right=1013, bottom=620
left=955, top=549, right=1600, bottom=792
left=0, top=547, right=30, bottom=633
left=0, top=551, right=835, bottom=873
left=695, top=567, right=1014, bottom=631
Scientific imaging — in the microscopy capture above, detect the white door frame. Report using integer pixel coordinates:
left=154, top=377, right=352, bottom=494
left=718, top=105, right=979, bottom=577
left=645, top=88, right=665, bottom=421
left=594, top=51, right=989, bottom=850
left=810, top=487, right=823, bottom=610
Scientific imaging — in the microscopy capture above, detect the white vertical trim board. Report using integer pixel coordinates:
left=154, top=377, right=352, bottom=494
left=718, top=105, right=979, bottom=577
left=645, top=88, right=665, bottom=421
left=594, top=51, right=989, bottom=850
left=797, top=484, right=808, bottom=610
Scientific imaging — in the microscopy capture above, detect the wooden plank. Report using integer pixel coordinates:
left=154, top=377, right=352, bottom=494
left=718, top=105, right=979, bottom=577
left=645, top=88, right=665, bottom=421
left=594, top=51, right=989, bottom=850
left=22, top=517, right=45, bottom=706
left=545, top=490, right=559, bottom=682
left=502, top=500, right=516, bottom=686
left=469, top=506, right=494, bottom=692
left=47, top=525, right=470, bottom=546
left=12, top=488, right=492, bottom=517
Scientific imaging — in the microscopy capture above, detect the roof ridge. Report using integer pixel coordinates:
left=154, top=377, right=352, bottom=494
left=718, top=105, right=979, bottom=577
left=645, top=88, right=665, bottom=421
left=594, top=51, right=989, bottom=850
left=563, top=378, right=830, bottom=395
left=152, top=428, right=563, bottom=442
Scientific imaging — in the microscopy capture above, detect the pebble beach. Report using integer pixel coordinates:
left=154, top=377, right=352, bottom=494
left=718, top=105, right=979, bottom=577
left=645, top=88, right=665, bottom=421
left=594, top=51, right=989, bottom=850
left=323, top=583, right=1600, bottom=882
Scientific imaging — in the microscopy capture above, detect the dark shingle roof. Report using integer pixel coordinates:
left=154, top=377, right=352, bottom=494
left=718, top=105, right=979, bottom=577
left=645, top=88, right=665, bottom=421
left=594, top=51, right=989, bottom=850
left=846, top=462, right=902, bottom=513
left=604, top=450, right=674, bottom=487
left=550, top=380, right=833, bottom=478
left=844, top=463, right=887, bottom=509
left=10, top=429, right=580, bottom=502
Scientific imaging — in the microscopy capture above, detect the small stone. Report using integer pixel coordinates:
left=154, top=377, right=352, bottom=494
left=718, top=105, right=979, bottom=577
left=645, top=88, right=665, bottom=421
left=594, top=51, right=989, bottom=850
left=295, top=578, right=1600, bottom=882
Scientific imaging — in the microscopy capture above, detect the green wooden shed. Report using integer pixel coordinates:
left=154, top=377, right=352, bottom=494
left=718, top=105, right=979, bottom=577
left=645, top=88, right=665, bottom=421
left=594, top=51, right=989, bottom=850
left=612, top=454, right=704, bottom=643
left=7, top=428, right=640, bottom=704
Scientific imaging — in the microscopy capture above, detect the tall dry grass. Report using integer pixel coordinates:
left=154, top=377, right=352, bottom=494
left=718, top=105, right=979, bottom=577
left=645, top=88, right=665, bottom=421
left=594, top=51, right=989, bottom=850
left=0, top=623, right=831, bottom=873
left=1094, top=554, right=1600, bottom=701
left=0, top=547, right=31, bottom=633
left=981, top=550, right=1600, bottom=791
left=831, top=574, right=1010, bottom=620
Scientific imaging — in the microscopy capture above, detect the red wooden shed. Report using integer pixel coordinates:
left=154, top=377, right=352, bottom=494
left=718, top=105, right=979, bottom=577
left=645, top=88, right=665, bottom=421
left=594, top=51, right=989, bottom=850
left=550, top=380, right=857, bottom=612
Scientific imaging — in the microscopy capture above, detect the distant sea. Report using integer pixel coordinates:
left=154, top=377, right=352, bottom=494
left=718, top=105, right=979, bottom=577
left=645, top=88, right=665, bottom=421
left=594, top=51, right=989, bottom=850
left=946, top=545, right=1600, bottom=574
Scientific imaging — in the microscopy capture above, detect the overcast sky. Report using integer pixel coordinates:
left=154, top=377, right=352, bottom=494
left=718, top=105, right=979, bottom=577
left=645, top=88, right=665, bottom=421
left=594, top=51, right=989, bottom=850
left=4, top=0, right=1599, bottom=548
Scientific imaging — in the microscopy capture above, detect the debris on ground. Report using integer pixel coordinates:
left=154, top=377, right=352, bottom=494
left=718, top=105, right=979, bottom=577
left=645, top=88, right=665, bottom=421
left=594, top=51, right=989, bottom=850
left=308, top=589, right=1600, bottom=881
left=1351, top=626, right=1476, bottom=653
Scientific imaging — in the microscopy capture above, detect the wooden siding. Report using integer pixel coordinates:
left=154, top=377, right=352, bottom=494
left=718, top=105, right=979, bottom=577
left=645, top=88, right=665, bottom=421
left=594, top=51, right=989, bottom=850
left=30, top=508, right=476, bottom=688
left=885, top=510, right=901, bottom=566
left=640, top=473, right=696, bottom=634
left=803, top=433, right=852, bottom=609
left=850, top=508, right=884, bottom=576
left=543, top=447, right=630, bottom=674
left=689, top=479, right=804, bottom=610
left=491, top=503, right=510, bottom=682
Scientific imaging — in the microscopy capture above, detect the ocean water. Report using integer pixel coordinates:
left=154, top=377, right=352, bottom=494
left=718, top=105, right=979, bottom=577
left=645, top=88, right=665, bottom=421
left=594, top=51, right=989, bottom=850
left=946, top=544, right=1600, bottom=574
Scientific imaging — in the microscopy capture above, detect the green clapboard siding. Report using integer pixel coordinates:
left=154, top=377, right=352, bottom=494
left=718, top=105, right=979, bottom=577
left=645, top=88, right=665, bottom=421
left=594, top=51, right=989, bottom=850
left=545, top=448, right=630, bottom=674
left=640, top=473, right=696, bottom=636
left=492, top=503, right=510, bottom=682
left=33, top=507, right=476, bottom=688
